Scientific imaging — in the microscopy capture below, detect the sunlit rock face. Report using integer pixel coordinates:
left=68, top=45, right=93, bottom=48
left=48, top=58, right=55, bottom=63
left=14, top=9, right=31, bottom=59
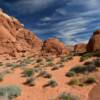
left=74, top=43, right=87, bottom=54
left=87, top=30, right=100, bottom=52
left=0, top=10, right=42, bottom=57
left=42, top=38, right=69, bottom=56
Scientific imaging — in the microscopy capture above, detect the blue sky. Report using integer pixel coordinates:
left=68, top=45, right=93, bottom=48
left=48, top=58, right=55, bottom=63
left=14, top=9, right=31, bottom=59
left=0, top=0, right=100, bottom=44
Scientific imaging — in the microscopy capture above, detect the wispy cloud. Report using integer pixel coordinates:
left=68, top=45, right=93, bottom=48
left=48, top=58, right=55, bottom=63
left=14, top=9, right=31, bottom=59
left=1, top=0, right=100, bottom=44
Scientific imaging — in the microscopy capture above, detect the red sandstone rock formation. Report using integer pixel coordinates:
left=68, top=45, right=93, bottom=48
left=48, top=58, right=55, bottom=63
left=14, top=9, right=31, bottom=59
left=0, top=10, right=42, bottom=57
left=42, top=38, right=69, bottom=56
left=74, top=43, right=87, bottom=54
left=87, top=30, right=100, bottom=52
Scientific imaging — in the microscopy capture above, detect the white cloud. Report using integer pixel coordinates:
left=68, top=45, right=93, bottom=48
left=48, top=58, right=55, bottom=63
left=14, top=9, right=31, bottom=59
left=41, top=17, right=52, bottom=21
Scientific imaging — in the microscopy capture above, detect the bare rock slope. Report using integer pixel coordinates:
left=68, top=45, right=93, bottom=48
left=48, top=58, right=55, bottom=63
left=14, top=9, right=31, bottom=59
left=0, top=10, right=42, bottom=57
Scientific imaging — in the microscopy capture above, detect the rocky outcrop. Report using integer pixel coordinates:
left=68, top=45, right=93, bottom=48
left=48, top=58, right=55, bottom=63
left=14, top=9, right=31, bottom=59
left=0, top=9, right=42, bottom=57
left=42, top=38, right=69, bottom=56
left=74, top=43, right=87, bottom=54
left=0, top=9, right=70, bottom=57
left=87, top=30, right=100, bottom=52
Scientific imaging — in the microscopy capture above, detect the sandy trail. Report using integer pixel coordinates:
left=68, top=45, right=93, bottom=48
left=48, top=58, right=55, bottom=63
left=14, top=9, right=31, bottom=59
left=0, top=57, right=94, bottom=100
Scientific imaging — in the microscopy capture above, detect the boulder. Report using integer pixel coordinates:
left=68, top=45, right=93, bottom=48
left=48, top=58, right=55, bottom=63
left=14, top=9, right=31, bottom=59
left=74, top=43, right=87, bottom=54
left=42, top=38, right=69, bottom=56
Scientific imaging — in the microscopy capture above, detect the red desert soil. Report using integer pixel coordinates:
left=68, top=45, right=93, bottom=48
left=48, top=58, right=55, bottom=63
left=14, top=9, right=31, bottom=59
left=0, top=57, right=94, bottom=100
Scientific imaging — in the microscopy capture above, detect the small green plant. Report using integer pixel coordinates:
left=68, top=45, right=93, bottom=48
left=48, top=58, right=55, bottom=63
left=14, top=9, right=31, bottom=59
left=68, top=64, right=96, bottom=75
left=43, top=79, right=58, bottom=88
left=19, top=58, right=33, bottom=67
left=58, top=92, right=78, bottom=100
left=0, top=73, right=4, bottom=81
left=0, top=62, right=3, bottom=66
left=94, top=58, right=100, bottom=67
left=68, top=79, right=80, bottom=86
left=80, top=51, right=100, bottom=62
left=24, top=77, right=35, bottom=86
left=51, top=66, right=59, bottom=71
left=22, top=68, right=34, bottom=77
left=36, top=58, right=43, bottom=63
left=47, top=61, right=54, bottom=66
left=32, top=67, right=42, bottom=73
left=84, top=61, right=93, bottom=65
left=0, top=85, right=21, bottom=100
left=37, top=71, right=52, bottom=78
left=84, top=77, right=96, bottom=84
left=6, top=63, right=19, bottom=69
left=66, top=71, right=76, bottom=77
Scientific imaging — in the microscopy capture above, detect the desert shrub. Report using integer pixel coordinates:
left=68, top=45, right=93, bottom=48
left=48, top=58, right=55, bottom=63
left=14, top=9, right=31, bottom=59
left=94, top=58, right=100, bottom=67
left=84, top=64, right=96, bottom=72
left=58, top=92, right=78, bottom=100
left=70, top=65, right=84, bottom=73
left=68, top=64, right=96, bottom=75
left=80, top=51, right=100, bottom=62
left=58, top=63, right=64, bottom=68
left=43, top=80, right=58, bottom=88
left=37, top=71, right=52, bottom=78
left=0, top=73, right=4, bottom=81
left=84, top=61, right=93, bottom=65
left=84, top=77, right=96, bottom=84
left=0, top=85, right=21, bottom=100
left=22, top=68, right=34, bottom=77
left=19, top=58, right=33, bottom=67
left=6, top=63, right=19, bottom=69
left=0, top=71, right=10, bottom=82
left=36, top=58, right=43, bottom=63
left=32, top=67, right=42, bottom=73
left=51, top=65, right=59, bottom=71
left=68, top=79, right=80, bottom=86
left=61, top=56, right=73, bottom=62
left=46, top=58, right=52, bottom=62
left=47, top=61, right=54, bottom=66
left=93, top=51, right=100, bottom=57
left=24, top=77, right=35, bottom=86
left=61, top=56, right=68, bottom=62
left=65, top=71, right=76, bottom=77
left=0, top=62, right=3, bottom=66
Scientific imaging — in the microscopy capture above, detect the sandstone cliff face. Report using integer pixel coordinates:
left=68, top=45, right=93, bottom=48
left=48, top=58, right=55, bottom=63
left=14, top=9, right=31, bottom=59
left=0, top=10, right=42, bottom=57
left=74, top=43, right=87, bottom=54
left=42, top=38, right=69, bottom=56
left=0, top=9, right=70, bottom=57
left=87, top=30, right=100, bottom=52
